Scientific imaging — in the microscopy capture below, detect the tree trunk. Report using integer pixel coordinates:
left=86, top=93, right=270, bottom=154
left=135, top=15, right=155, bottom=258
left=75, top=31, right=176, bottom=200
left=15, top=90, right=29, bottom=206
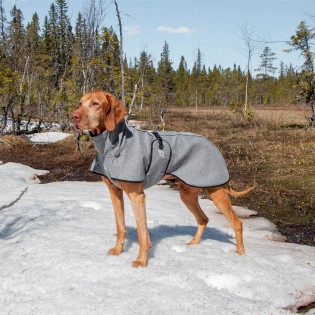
left=244, top=67, right=249, bottom=115
left=127, top=84, right=138, bottom=120
left=114, top=0, right=125, bottom=106
left=139, top=70, right=145, bottom=112
left=195, top=87, right=198, bottom=111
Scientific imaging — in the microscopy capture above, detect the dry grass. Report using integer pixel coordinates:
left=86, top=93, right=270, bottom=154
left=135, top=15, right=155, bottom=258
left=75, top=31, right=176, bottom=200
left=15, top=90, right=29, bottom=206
left=0, top=107, right=314, bottom=246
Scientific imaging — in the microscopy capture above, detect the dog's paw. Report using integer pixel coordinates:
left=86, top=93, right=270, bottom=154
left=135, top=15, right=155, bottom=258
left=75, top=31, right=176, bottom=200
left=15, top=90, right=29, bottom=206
left=108, top=246, right=123, bottom=256
left=235, top=248, right=245, bottom=255
left=186, top=238, right=200, bottom=245
left=132, top=260, right=147, bottom=268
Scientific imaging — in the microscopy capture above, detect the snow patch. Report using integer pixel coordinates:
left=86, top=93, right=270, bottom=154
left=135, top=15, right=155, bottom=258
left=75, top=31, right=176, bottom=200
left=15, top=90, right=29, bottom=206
left=22, top=131, right=72, bottom=143
left=0, top=163, right=314, bottom=314
left=0, top=163, right=48, bottom=209
left=0, top=162, right=49, bottom=184
left=232, top=206, right=258, bottom=218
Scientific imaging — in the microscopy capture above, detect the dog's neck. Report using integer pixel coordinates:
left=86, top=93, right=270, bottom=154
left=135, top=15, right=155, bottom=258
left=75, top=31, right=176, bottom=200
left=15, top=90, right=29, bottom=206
left=90, top=119, right=128, bottom=157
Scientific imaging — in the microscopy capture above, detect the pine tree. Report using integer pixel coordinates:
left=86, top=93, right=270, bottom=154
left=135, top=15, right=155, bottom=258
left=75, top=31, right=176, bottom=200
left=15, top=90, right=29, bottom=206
left=157, top=41, right=175, bottom=104
left=289, top=21, right=315, bottom=125
left=7, top=5, right=25, bottom=71
left=192, top=48, right=202, bottom=110
left=256, top=46, right=277, bottom=79
left=175, top=55, right=190, bottom=106
left=0, top=0, right=6, bottom=54
left=25, top=13, right=40, bottom=57
left=99, top=26, right=121, bottom=94
left=44, top=4, right=60, bottom=87
left=279, top=61, right=285, bottom=79
left=137, top=50, right=155, bottom=110
left=73, top=12, right=89, bottom=93
left=55, top=0, right=72, bottom=68
left=255, top=46, right=277, bottom=105
left=5, top=5, right=28, bottom=132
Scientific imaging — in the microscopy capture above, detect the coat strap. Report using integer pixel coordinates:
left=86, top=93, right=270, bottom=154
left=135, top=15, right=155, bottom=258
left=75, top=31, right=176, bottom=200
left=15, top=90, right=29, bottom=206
left=151, top=131, right=164, bottom=150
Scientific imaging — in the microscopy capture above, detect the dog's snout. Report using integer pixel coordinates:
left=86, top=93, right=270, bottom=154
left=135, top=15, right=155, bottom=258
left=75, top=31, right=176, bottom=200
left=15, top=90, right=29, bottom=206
left=72, top=111, right=81, bottom=122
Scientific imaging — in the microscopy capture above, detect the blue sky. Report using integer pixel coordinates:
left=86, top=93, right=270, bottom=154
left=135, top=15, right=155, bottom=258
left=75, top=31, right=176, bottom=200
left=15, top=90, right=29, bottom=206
left=3, top=0, right=315, bottom=74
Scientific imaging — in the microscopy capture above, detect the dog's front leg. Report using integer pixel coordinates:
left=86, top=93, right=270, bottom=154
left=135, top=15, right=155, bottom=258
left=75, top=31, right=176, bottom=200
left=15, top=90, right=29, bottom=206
left=102, top=176, right=126, bottom=256
left=117, top=181, right=150, bottom=267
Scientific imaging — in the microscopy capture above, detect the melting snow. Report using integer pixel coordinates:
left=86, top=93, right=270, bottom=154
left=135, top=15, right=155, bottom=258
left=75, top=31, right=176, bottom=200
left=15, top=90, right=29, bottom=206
left=22, top=132, right=72, bottom=143
left=0, top=163, right=314, bottom=314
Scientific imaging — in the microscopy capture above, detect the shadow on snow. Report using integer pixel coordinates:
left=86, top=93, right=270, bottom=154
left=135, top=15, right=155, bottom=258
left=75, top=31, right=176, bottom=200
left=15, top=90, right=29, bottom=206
left=123, top=224, right=234, bottom=257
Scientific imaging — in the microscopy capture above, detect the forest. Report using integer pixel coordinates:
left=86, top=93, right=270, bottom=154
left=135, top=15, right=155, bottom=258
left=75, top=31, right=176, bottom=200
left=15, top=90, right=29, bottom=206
left=0, top=0, right=315, bottom=133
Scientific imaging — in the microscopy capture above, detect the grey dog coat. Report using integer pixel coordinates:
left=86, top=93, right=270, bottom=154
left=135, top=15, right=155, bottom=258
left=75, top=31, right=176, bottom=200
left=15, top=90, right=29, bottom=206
left=90, top=120, right=229, bottom=189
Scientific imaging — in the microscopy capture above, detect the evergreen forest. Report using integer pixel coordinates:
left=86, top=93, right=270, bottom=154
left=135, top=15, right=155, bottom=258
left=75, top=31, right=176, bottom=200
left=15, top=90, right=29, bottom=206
left=0, top=0, right=314, bottom=132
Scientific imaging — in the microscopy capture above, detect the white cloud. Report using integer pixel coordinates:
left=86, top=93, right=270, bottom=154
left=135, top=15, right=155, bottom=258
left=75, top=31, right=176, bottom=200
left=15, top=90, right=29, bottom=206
left=157, top=26, right=194, bottom=36
left=123, top=25, right=141, bottom=36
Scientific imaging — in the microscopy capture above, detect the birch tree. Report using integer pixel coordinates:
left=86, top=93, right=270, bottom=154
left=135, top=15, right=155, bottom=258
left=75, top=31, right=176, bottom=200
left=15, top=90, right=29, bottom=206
left=240, top=25, right=259, bottom=119
left=82, top=0, right=108, bottom=92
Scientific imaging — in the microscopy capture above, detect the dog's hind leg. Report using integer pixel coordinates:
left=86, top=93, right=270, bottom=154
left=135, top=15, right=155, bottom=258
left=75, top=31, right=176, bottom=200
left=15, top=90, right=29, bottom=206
left=179, top=182, right=209, bottom=245
left=206, top=186, right=245, bottom=255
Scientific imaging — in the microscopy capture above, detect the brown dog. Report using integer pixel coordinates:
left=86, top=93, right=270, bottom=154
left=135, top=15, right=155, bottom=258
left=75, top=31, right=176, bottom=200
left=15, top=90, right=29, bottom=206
left=72, top=90, right=253, bottom=267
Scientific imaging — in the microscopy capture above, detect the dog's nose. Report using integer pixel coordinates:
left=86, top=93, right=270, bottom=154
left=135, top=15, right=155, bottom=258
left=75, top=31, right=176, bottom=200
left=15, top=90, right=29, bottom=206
left=72, top=111, right=81, bottom=122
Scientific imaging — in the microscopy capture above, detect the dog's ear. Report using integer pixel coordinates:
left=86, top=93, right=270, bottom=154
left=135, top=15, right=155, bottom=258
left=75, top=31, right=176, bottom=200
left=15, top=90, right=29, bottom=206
left=104, top=93, right=126, bottom=131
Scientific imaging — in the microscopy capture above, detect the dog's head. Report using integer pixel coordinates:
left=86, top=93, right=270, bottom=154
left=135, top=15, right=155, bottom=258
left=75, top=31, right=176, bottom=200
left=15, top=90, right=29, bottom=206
left=72, top=91, right=126, bottom=135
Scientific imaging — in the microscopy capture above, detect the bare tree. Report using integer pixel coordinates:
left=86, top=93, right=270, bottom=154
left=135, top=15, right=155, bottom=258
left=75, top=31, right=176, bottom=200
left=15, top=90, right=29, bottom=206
left=240, top=24, right=260, bottom=119
left=82, top=0, right=108, bottom=91
left=84, top=0, right=107, bottom=32
left=127, top=84, right=138, bottom=119
left=114, top=0, right=125, bottom=106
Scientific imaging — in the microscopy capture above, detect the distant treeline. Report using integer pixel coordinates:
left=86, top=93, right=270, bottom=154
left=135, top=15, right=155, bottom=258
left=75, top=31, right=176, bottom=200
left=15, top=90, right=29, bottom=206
left=0, top=0, right=314, bottom=132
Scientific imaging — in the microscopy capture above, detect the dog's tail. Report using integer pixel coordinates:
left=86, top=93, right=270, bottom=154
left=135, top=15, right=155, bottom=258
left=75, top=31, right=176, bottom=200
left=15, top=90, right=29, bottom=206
left=226, top=184, right=255, bottom=197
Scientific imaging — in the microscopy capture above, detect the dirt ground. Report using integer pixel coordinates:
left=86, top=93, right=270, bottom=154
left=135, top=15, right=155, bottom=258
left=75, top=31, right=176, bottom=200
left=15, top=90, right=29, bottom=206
left=1, top=106, right=314, bottom=246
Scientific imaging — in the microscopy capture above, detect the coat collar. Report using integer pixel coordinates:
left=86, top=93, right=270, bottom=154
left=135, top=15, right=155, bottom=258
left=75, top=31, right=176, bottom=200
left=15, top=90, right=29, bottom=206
left=90, top=119, right=128, bottom=157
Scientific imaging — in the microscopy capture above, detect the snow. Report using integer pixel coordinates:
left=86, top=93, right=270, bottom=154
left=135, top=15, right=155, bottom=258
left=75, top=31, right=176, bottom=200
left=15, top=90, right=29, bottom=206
left=0, top=163, right=49, bottom=211
left=22, top=132, right=72, bottom=143
left=0, top=163, right=314, bottom=314
left=0, top=116, right=61, bottom=134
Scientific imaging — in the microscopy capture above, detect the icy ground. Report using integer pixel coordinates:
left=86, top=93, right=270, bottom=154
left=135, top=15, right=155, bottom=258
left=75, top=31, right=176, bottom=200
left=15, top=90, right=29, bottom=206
left=0, top=163, right=314, bottom=315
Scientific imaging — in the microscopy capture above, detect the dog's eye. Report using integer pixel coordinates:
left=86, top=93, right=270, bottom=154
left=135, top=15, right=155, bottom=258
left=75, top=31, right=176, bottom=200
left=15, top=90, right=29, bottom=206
left=78, top=102, right=82, bottom=107
left=93, top=102, right=99, bottom=106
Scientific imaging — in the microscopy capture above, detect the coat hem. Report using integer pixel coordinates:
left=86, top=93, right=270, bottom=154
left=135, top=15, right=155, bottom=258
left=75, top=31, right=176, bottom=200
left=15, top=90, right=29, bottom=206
left=164, top=173, right=230, bottom=189
left=111, top=177, right=145, bottom=184
left=90, top=170, right=144, bottom=183
left=91, top=170, right=230, bottom=189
